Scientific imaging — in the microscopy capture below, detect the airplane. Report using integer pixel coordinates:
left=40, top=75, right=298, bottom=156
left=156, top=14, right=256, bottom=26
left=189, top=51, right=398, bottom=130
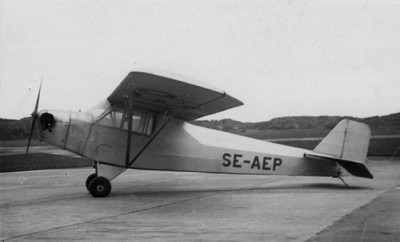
left=26, top=70, right=373, bottom=197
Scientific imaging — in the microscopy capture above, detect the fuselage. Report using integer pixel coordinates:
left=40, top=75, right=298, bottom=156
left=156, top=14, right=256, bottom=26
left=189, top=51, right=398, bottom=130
left=38, top=101, right=339, bottom=178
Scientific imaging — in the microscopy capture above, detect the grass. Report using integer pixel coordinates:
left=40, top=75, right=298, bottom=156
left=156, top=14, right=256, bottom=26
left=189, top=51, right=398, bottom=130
left=0, top=140, right=43, bottom=147
left=0, top=153, right=92, bottom=173
left=368, top=138, right=400, bottom=156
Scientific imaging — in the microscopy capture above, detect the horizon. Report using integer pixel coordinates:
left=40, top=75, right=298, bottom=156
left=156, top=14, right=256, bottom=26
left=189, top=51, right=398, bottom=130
left=3, top=110, right=398, bottom=123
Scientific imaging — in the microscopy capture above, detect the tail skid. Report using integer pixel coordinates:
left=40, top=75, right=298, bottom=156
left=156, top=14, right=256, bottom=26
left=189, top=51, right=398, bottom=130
left=338, top=176, right=349, bottom=186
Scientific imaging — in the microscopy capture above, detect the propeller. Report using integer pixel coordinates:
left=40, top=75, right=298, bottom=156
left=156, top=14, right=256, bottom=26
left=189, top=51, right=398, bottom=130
left=25, top=79, right=42, bottom=156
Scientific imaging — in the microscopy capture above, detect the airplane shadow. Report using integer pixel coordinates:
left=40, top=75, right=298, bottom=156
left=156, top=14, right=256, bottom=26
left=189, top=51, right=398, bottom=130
left=112, top=182, right=372, bottom=198
left=286, top=183, right=371, bottom=190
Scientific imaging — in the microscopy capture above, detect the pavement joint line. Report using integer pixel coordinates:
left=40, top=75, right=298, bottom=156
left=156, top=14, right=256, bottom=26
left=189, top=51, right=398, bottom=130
left=5, top=179, right=279, bottom=241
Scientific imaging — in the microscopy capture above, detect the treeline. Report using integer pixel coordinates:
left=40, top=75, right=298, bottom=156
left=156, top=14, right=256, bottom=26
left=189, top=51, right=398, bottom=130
left=0, top=118, right=36, bottom=140
left=192, top=112, right=400, bottom=136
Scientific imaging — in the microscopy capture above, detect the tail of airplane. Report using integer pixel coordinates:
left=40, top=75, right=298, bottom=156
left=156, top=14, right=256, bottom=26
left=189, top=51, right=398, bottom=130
left=314, top=119, right=370, bottom=161
left=305, top=119, right=373, bottom=179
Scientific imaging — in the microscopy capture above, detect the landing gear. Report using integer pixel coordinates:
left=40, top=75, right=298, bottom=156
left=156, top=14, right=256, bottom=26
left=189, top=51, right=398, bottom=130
left=88, top=176, right=112, bottom=197
left=86, top=162, right=124, bottom=197
left=85, top=173, right=97, bottom=191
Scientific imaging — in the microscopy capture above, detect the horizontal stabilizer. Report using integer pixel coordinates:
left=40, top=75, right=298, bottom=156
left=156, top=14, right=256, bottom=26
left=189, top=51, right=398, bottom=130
left=305, top=153, right=373, bottom=179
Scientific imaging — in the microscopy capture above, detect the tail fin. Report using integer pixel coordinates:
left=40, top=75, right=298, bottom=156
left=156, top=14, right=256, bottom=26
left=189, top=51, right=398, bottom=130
left=314, top=119, right=371, bottom=161
left=311, top=119, right=373, bottom=179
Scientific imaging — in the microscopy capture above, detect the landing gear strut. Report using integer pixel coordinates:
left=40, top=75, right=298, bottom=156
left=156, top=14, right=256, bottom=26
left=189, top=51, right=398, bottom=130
left=87, top=176, right=112, bottom=197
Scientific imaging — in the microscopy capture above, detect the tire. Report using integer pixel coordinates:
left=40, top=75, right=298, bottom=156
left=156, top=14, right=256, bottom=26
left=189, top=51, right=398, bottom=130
left=88, top=176, right=112, bottom=197
left=85, top=173, right=97, bottom=191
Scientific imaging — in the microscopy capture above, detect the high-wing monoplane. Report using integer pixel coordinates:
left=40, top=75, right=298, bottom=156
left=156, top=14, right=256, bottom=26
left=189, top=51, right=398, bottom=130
left=26, top=71, right=373, bottom=197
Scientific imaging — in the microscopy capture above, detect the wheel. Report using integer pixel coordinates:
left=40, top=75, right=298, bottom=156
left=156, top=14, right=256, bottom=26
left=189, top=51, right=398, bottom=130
left=85, top=173, right=97, bottom=191
left=88, top=176, right=111, bottom=197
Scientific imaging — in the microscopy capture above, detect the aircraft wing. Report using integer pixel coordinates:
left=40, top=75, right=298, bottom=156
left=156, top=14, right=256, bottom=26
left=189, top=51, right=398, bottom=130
left=108, top=71, right=243, bottom=121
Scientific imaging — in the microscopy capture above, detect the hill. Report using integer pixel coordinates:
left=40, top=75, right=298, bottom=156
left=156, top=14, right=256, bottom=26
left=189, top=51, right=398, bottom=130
left=191, top=113, right=400, bottom=156
left=191, top=112, right=400, bottom=137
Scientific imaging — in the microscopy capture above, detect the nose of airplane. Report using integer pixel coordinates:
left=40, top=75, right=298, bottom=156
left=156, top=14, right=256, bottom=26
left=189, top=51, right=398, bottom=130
left=37, top=110, right=72, bottom=148
left=38, top=112, right=56, bottom=131
left=38, top=110, right=72, bottom=131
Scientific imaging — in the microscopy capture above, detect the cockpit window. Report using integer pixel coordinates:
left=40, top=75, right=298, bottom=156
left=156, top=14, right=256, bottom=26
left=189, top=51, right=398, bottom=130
left=97, top=106, right=156, bottom=135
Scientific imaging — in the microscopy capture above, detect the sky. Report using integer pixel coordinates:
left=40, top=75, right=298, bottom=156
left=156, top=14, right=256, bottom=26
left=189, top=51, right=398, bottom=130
left=1, top=0, right=399, bottom=122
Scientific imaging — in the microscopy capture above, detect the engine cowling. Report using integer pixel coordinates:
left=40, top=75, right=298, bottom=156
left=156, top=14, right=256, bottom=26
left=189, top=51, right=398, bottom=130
left=39, top=112, right=55, bottom=131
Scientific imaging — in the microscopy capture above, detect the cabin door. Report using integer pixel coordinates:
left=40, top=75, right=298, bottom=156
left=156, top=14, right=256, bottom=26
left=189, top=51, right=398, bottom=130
left=84, top=106, right=156, bottom=167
